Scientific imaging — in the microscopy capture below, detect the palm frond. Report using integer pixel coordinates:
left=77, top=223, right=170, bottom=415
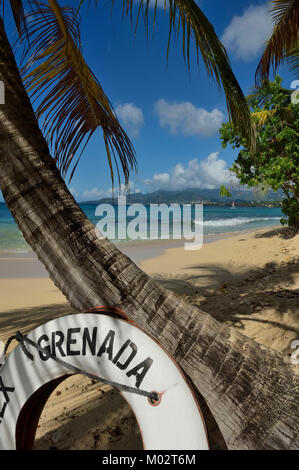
left=287, top=44, right=299, bottom=74
left=0, top=0, right=41, bottom=36
left=256, top=0, right=299, bottom=83
left=0, top=0, right=25, bottom=35
left=20, top=0, right=137, bottom=184
left=249, top=80, right=296, bottom=127
left=109, top=0, right=255, bottom=150
left=247, top=81, right=290, bottom=109
left=252, top=109, right=276, bottom=127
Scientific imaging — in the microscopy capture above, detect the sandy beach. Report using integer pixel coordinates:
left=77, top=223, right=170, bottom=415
left=141, top=226, right=299, bottom=353
left=0, top=226, right=298, bottom=449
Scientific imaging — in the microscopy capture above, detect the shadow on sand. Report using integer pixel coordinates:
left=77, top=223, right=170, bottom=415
left=152, top=260, right=299, bottom=336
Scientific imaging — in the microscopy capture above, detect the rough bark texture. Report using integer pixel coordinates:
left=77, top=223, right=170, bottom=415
left=0, top=18, right=298, bottom=450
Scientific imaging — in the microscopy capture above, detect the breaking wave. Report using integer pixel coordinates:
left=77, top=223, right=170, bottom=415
left=197, top=217, right=281, bottom=227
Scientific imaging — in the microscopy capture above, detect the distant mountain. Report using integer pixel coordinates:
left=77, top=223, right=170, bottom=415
left=82, top=187, right=284, bottom=205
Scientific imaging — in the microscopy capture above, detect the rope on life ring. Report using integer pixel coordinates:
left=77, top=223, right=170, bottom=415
left=0, top=309, right=209, bottom=450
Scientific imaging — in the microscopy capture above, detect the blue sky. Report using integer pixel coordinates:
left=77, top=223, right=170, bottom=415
left=1, top=0, right=296, bottom=202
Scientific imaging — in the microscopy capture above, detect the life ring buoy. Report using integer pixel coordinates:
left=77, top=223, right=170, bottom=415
left=0, top=311, right=209, bottom=450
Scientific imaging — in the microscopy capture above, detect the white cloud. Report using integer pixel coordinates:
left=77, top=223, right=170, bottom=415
left=155, top=99, right=224, bottom=137
left=80, top=182, right=138, bottom=201
left=115, top=103, right=144, bottom=137
left=221, top=3, right=273, bottom=62
left=81, top=187, right=113, bottom=201
left=144, top=152, right=237, bottom=190
left=144, top=173, right=170, bottom=186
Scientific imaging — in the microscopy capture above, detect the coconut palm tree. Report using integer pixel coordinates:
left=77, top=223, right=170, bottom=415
left=256, top=0, right=299, bottom=82
left=0, top=0, right=297, bottom=450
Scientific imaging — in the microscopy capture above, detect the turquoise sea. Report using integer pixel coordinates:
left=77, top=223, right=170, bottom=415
left=0, top=202, right=283, bottom=255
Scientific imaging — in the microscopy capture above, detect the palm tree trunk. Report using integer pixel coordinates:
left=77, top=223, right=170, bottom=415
left=0, top=18, right=298, bottom=450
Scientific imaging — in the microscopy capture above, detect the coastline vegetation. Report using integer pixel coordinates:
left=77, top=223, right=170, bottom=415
left=220, top=76, right=299, bottom=231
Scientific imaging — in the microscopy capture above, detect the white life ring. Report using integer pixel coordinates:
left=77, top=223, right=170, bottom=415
left=0, top=309, right=209, bottom=450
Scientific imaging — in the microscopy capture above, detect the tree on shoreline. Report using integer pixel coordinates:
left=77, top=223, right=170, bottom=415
left=220, top=76, right=299, bottom=231
left=0, top=1, right=297, bottom=449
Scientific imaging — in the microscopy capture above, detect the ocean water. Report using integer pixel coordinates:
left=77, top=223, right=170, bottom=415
left=0, top=202, right=283, bottom=255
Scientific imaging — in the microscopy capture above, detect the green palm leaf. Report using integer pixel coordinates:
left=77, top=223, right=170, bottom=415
left=115, top=0, right=255, bottom=149
left=8, top=0, right=255, bottom=180
left=16, top=0, right=137, bottom=184
left=1, top=0, right=42, bottom=36
left=6, top=0, right=26, bottom=35
left=247, top=82, right=290, bottom=109
left=256, top=0, right=299, bottom=83
left=287, top=44, right=299, bottom=74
